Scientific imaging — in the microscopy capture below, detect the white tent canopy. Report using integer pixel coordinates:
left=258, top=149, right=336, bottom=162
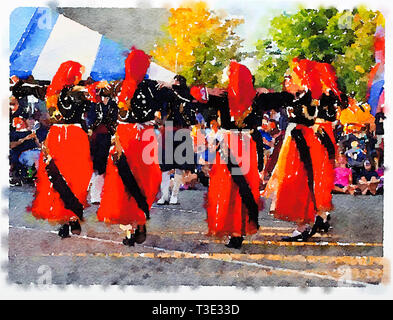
left=11, top=7, right=176, bottom=83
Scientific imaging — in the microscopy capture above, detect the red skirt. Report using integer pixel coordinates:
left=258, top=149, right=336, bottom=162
left=312, top=122, right=336, bottom=212
left=265, top=124, right=317, bottom=224
left=206, top=131, right=260, bottom=237
left=31, top=124, right=93, bottom=224
left=97, top=123, right=162, bottom=225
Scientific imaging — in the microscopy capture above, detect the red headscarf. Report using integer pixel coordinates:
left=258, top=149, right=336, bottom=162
left=45, top=61, right=84, bottom=110
left=313, top=62, right=341, bottom=98
left=118, top=48, right=151, bottom=109
left=190, top=85, right=208, bottom=103
left=227, top=61, right=256, bottom=119
left=290, top=58, right=341, bottom=100
left=85, top=82, right=102, bottom=103
left=46, top=61, right=84, bottom=98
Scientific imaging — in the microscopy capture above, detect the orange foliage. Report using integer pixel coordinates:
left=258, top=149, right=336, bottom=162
left=151, top=1, right=243, bottom=82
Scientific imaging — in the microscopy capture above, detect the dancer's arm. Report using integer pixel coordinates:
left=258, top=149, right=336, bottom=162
left=252, top=92, right=295, bottom=113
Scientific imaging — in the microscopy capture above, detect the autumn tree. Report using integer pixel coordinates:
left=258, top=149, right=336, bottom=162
left=333, top=7, right=384, bottom=101
left=151, top=1, right=244, bottom=87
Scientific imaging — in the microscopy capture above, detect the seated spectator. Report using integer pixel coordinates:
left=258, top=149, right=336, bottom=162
left=356, top=160, right=380, bottom=195
left=376, top=164, right=384, bottom=195
left=18, top=119, right=41, bottom=166
left=345, top=140, right=367, bottom=182
left=10, top=117, right=36, bottom=185
left=333, top=155, right=356, bottom=195
left=10, top=116, right=48, bottom=186
left=10, top=96, right=28, bottom=133
left=360, top=124, right=378, bottom=160
left=338, top=131, right=358, bottom=152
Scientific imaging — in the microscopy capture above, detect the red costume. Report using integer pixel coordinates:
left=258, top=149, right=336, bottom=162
left=31, top=61, right=93, bottom=224
left=96, top=49, right=162, bottom=227
left=312, top=121, right=336, bottom=212
left=96, top=123, right=161, bottom=225
left=266, top=123, right=317, bottom=224
left=265, top=58, right=341, bottom=228
left=206, top=62, right=260, bottom=238
left=206, top=131, right=260, bottom=236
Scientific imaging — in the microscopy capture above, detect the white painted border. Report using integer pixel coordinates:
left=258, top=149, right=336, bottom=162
left=1, top=0, right=392, bottom=300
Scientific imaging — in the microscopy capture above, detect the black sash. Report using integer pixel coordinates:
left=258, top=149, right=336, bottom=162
left=317, top=128, right=336, bottom=160
left=250, top=129, right=264, bottom=172
left=215, top=138, right=259, bottom=228
left=114, top=152, right=150, bottom=219
left=45, top=159, right=84, bottom=220
left=291, top=128, right=317, bottom=211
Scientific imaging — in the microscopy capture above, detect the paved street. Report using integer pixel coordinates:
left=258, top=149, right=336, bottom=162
left=6, top=184, right=386, bottom=288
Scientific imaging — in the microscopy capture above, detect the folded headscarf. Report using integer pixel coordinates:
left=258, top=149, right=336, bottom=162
left=287, top=58, right=341, bottom=100
left=118, top=48, right=151, bottom=110
left=227, top=61, right=256, bottom=122
left=46, top=61, right=84, bottom=110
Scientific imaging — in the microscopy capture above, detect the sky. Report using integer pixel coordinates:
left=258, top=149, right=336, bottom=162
left=215, top=0, right=297, bottom=51
left=9, top=1, right=298, bottom=54
left=9, top=0, right=391, bottom=55
left=8, top=2, right=300, bottom=77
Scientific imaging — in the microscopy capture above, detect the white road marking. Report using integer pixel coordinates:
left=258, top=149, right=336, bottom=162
left=9, top=225, right=379, bottom=287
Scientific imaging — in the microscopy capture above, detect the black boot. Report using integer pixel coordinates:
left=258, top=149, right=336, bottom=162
left=225, top=236, right=244, bottom=249
left=58, top=224, right=70, bottom=238
left=69, top=220, right=82, bottom=235
left=309, top=216, right=329, bottom=237
left=135, top=225, right=147, bottom=244
left=323, top=214, right=332, bottom=232
left=321, top=220, right=330, bottom=233
left=282, top=228, right=311, bottom=242
left=122, top=233, right=136, bottom=246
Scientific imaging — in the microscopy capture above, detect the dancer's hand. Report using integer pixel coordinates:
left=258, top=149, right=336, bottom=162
left=156, top=81, right=171, bottom=89
left=113, top=133, right=123, bottom=160
left=42, top=141, right=52, bottom=164
left=135, top=123, right=145, bottom=131
left=207, top=88, right=226, bottom=97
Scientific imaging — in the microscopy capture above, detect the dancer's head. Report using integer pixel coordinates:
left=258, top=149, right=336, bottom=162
left=45, top=61, right=85, bottom=119
left=46, top=61, right=84, bottom=98
left=227, top=61, right=256, bottom=126
left=118, top=48, right=151, bottom=111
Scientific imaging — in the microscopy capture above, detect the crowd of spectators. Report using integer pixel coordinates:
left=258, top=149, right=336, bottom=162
left=334, top=119, right=384, bottom=195
left=254, top=108, right=385, bottom=196
left=9, top=77, right=50, bottom=186
left=9, top=76, right=384, bottom=197
left=189, top=103, right=384, bottom=197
